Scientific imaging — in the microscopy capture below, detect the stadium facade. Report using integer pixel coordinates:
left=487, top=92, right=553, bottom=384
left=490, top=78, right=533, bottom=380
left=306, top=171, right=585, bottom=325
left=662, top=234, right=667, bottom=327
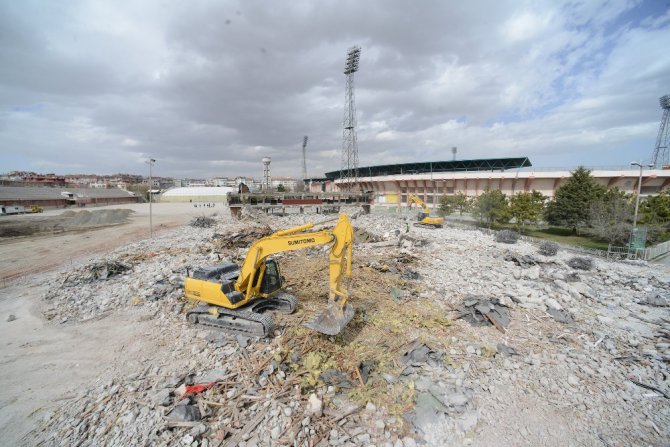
left=307, top=157, right=670, bottom=208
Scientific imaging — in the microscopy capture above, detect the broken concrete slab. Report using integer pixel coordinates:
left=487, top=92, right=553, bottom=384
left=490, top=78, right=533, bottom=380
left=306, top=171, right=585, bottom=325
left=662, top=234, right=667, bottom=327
left=165, top=405, right=201, bottom=422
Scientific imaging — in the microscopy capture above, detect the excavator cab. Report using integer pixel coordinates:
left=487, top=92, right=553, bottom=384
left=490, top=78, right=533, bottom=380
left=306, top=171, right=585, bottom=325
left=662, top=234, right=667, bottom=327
left=258, top=259, right=282, bottom=295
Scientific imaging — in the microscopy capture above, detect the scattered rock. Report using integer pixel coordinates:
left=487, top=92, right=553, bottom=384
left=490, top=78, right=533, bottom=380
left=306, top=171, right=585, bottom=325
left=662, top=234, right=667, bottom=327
left=6, top=314, right=17, bottom=322
left=307, top=393, right=323, bottom=417
left=165, top=405, right=201, bottom=422
left=538, top=241, right=559, bottom=256
left=496, top=230, right=520, bottom=244
left=547, top=308, right=573, bottom=323
left=457, top=297, right=510, bottom=331
left=149, top=389, right=171, bottom=407
left=504, top=253, right=538, bottom=267
left=639, top=294, right=669, bottom=307
left=190, top=216, right=216, bottom=228
left=567, top=257, right=593, bottom=271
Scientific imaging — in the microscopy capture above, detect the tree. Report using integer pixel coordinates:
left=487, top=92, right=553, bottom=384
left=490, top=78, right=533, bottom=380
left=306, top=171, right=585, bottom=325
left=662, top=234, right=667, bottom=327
left=509, top=190, right=546, bottom=232
left=438, top=195, right=454, bottom=216
left=439, top=191, right=471, bottom=217
left=473, top=189, right=509, bottom=228
left=545, top=167, right=606, bottom=232
left=587, top=187, right=633, bottom=245
left=452, top=191, right=470, bottom=215
left=277, top=184, right=286, bottom=192
left=639, top=191, right=670, bottom=243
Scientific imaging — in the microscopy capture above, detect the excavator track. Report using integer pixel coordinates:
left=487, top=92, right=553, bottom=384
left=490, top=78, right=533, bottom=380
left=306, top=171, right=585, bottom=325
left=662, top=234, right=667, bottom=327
left=249, top=293, right=297, bottom=314
left=413, top=222, right=442, bottom=229
left=185, top=294, right=297, bottom=338
left=186, top=304, right=275, bottom=338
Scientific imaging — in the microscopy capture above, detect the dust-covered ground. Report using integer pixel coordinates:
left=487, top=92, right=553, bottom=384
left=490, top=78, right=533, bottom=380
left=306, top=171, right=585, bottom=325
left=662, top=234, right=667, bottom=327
left=1, top=205, right=669, bottom=447
left=0, top=202, right=212, bottom=282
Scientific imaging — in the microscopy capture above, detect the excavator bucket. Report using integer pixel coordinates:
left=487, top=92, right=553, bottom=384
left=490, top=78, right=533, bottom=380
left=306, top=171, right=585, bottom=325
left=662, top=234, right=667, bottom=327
left=305, top=302, right=355, bottom=336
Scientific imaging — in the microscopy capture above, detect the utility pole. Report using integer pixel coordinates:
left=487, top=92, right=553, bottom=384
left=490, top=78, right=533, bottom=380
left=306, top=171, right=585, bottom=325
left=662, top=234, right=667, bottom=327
left=631, top=161, right=653, bottom=228
left=147, top=158, right=156, bottom=238
left=630, top=161, right=653, bottom=252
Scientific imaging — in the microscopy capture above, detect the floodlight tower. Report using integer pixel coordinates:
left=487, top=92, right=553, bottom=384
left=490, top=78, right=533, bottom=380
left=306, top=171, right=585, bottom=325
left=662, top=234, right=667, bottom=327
left=301, top=136, right=309, bottom=180
left=651, top=94, right=670, bottom=168
left=340, top=46, right=361, bottom=192
left=262, top=157, right=271, bottom=191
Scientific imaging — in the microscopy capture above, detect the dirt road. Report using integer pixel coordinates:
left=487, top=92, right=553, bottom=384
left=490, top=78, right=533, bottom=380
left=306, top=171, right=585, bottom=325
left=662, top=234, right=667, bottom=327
left=0, top=203, right=211, bottom=282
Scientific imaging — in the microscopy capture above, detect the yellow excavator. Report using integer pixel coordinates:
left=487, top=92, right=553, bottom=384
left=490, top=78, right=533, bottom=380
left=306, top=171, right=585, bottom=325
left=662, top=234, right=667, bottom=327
left=408, top=193, right=444, bottom=228
left=184, top=214, right=355, bottom=337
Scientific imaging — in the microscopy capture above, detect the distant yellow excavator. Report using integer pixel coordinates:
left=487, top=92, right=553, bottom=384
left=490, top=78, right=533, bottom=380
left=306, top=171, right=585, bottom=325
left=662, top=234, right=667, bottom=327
left=408, top=193, right=444, bottom=228
left=184, top=214, right=355, bottom=337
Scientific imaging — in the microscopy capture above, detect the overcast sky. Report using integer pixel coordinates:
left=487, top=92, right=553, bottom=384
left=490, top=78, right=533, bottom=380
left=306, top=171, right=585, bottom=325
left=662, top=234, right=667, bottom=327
left=1, top=0, right=669, bottom=180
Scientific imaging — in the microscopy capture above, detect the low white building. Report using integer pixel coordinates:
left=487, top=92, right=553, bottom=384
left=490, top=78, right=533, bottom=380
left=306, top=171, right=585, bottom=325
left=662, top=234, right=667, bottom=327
left=159, top=186, right=235, bottom=202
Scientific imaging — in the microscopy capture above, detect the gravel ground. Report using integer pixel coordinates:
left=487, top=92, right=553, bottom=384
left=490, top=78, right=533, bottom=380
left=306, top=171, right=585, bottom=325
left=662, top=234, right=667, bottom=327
left=3, top=208, right=669, bottom=446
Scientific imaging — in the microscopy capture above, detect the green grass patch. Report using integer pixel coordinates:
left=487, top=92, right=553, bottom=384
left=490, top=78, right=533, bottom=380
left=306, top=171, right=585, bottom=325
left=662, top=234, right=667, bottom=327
left=456, top=219, right=610, bottom=251
left=524, top=228, right=609, bottom=251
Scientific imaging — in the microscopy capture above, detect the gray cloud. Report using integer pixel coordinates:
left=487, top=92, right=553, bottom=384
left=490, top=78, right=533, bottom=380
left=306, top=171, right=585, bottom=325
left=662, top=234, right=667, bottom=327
left=1, top=0, right=669, bottom=180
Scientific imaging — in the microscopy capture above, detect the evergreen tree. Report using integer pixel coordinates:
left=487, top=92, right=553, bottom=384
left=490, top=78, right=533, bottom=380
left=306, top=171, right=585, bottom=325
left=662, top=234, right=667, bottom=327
left=545, top=166, right=605, bottom=231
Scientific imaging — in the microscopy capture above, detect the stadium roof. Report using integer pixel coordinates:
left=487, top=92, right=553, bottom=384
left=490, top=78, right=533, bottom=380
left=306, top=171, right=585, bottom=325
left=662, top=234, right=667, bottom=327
left=324, top=157, right=532, bottom=179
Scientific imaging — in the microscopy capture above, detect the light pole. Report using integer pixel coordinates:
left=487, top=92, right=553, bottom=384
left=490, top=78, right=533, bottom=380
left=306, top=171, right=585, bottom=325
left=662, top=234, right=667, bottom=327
left=631, top=161, right=653, bottom=229
left=146, top=158, right=156, bottom=238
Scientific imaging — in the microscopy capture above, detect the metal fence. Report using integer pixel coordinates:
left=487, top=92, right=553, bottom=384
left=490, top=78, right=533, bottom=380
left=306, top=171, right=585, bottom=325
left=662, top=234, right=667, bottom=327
left=642, top=240, right=670, bottom=261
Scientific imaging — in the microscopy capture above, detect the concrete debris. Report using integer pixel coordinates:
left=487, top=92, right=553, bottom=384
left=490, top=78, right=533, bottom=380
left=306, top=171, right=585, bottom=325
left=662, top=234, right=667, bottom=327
left=639, top=294, right=669, bottom=307
left=150, top=389, right=171, bottom=407
left=18, top=210, right=670, bottom=447
left=190, top=216, right=216, bottom=228
left=306, top=393, right=323, bottom=417
left=538, top=241, right=559, bottom=256
left=319, top=369, right=353, bottom=388
left=357, top=360, right=374, bottom=385
left=64, top=260, right=133, bottom=285
left=457, top=297, right=511, bottom=332
left=504, top=253, right=538, bottom=267
left=547, top=307, right=574, bottom=323
left=496, top=230, right=520, bottom=244
left=567, top=256, right=593, bottom=271
left=165, top=405, right=201, bottom=422
left=496, top=343, right=518, bottom=356
left=213, top=226, right=273, bottom=249
left=400, top=342, right=443, bottom=367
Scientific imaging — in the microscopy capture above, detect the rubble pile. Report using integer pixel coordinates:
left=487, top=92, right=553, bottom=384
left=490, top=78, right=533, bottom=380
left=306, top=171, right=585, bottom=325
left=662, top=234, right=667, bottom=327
left=213, top=226, right=274, bottom=249
left=23, top=209, right=670, bottom=446
left=567, top=256, right=594, bottom=271
left=538, top=241, right=559, bottom=256
left=495, top=230, right=519, bottom=244
left=190, top=216, right=216, bottom=228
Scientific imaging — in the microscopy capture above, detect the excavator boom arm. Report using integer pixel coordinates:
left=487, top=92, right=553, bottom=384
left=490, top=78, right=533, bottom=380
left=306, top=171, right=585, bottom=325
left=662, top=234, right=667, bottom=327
left=234, top=214, right=354, bottom=304
left=408, top=193, right=430, bottom=213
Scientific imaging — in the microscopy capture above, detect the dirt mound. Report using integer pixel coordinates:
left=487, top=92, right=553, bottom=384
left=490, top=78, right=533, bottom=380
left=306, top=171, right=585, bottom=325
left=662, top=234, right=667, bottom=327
left=0, top=209, right=135, bottom=238
left=67, top=209, right=134, bottom=226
